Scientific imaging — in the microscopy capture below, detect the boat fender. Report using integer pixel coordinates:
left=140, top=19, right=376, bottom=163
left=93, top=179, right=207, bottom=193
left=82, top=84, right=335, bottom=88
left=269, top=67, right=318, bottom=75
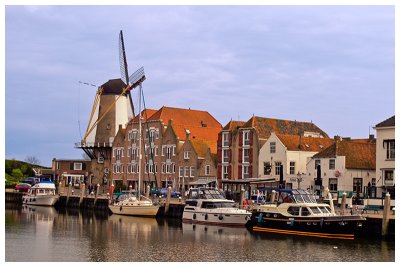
left=120, top=206, right=123, bottom=211
left=218, top=214, right=223, bottom=220
left=258, top=213, right=263, bottom=223
left=193, top=213, right=196, bottom=220
left=204, top=214, right=208, bottom=220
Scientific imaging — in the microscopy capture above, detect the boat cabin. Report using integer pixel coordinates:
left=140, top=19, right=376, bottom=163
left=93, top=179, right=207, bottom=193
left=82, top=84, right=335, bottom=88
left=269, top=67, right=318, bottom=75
left=187, top=187, right=226, bottom=200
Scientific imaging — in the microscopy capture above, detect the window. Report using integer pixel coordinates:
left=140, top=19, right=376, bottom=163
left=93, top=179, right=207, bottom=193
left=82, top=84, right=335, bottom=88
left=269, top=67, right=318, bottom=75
left=384, top=140, right=395, bottom=159
left=162, top=163, right=166, bottom=174
left=275, top=162, right=281, bottom=176
left=56, top=162, right=59, bottom=170
left=222, top=132, right=229, bottom=147
left=270, top=142, right=276, bottom=153
left=371, top=178, right=376, bottom=187
left=190, top=166, right=195, bottom=177
left=222, top=149, right=229, bottom=163
left=166, top=164, right=171, bottom=174
left=179, top=167, right=183, bottom=178
left=329, top=159, right=335, bottom=170
left=384, top=170, right=394, bottom=185
left=329, top=178, right=338, bottom=192
left=243, top=131, right=250, bottom=146
left=184, top=151, right=190, bottom=159
left=353, top=178, right=363, bottom=193
left=74, top=163, right=82, bottom=171
left=205, top=165, right=210, bottom=175
left=315, top=159, right=321, bottom=169
left=289, top=162, right=295, bottom=175
left=243, top=165, right=249, bottom=178
left=223, top=166, right=229, bottom=179
left=184, top=166, right=189, bottom=177
left=243, top=148, right=250, bottom=163
left=263, top=162, right=271, bottom=175
left=166, top=146, right=172, bottom=160
left=149, top=130, right=155, bottom=143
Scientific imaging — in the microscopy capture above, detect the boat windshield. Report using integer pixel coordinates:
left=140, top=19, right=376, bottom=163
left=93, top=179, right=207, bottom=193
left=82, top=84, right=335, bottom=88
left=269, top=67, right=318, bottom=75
left=201, top=202, right=236, bottom=209
left=291, top=190, right=317, bottom=204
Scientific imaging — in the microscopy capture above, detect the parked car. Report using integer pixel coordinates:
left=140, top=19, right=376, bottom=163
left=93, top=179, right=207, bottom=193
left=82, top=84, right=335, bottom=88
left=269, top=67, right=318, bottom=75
left=19, top=177, right=40, bottom=186
left=15, top=183, right=32, bottom=192
left=159, top=188, right=182, bottom=198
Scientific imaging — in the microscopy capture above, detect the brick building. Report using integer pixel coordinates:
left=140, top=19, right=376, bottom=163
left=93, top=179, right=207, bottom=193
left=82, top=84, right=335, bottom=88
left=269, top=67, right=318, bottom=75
left=217, top=115, right=329, bottom=187
left=110, top=106, right=222, bottom=192
left=51, top=158, right=92, bottom=188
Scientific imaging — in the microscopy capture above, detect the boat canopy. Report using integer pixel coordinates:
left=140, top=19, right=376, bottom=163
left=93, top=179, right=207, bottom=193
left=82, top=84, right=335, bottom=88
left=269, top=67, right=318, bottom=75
left=257, top=188, right=318, bottom=204
left=188, top=187, right=226, bottom=200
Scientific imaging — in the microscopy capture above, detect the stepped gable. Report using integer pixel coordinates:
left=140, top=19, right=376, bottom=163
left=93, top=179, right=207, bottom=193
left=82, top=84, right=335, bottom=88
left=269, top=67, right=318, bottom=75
left=222, top=120, right=245, bottom=135
left=100, top=79, right=128, bottom=95
left=243, top=116, right=329, bottom=139
left=313, top=140, right=376, bottom=170
left=190, top=139, right=210, bottom=158
left=276, top=134, right=334, bottom=152
left=376, top=115, right=395, bottom=128
left=149, top=106, right=222, bottom=154
left=130, top=109, right=158, bottom=123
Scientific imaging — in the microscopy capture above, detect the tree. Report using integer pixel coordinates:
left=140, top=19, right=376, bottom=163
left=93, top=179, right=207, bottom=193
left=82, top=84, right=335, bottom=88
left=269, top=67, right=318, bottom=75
left=11, top=169, right=24, bottom=180
left=25, top=156, right=41, bottom=166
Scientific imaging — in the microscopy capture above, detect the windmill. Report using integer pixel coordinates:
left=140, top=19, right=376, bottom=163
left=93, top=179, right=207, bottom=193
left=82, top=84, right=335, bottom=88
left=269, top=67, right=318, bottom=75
left=75, top=30, right=145, bottom=187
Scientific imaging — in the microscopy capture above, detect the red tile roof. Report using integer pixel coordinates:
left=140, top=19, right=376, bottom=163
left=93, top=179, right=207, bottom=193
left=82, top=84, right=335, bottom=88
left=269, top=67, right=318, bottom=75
left=130, top=109, right=158, bottom=123
left=243, top=116, right=329, bottom=139
left=148, top=106, right=222, bottom=154
left=190, top=139, right=210, bottom=158
left=276, top=134, right=334, bottom=152
left=313, top=140, right=376, bottom=170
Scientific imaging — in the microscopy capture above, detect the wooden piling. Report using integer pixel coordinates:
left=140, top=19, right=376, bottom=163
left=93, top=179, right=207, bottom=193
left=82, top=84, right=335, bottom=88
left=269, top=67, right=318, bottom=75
left=382, top=192, right=391, bottom=237
left=341, top=192, right=347, bottom=215
left=165, top=186, right=172, bottom=214
left=80, top=183, right=85, bottom=205
left=145, top=185, right=150, bottom=198
left=240, top=188, right=245, bottom=208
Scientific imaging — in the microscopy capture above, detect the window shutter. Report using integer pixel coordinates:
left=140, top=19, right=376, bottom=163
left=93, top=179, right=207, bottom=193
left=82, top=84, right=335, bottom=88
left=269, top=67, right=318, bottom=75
left=82, top=163, right=86, bottom=170
left=239, top=148, right=243, bottom=163
left=228, top=149, right=232, bottom=162
left=239, top=130, right=243, bottom=146
left=217, top=148, right=222, bottom=163
left=238, top=165, right=242, bottom=179
left=249, top=131, right=253, bottom=146
left=249, top=165, right=253, bottom=178
left=249, top=148, right=253, bottom=163
left=229, top=132, right=232, bottom=146
left=217, top=165, right=222, bottom=179
left=218, top=132, right=222, bottom=146
left=228, top=165, right=232, bottom=179
left=70, top=163, right=74, bottom=170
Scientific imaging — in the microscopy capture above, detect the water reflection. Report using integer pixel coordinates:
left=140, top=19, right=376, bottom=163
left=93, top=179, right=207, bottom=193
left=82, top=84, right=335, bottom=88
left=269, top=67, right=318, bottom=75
left=5, top=206, right=396, bottom=262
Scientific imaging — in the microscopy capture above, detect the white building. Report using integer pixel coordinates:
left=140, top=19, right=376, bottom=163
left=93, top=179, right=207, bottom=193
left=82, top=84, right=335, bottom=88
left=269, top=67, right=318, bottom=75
left=374, top=115, right=395, bottom=198
left=259, top=132, right=333, bottom=189
left=303, top=138, right=376, bottom=200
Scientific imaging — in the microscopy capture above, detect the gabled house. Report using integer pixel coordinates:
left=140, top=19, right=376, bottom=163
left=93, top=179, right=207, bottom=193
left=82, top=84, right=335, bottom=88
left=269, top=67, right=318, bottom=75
left=304, top=137, right=376, bottom=200
left=259, top=132, right=334, bottom=188
left=111, top=106, right=222, bottom=192
left=217, top=115, right=329, bottom=188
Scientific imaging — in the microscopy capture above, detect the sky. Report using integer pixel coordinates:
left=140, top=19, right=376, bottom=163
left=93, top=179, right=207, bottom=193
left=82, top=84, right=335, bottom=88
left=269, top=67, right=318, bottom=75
left=4, top=5, right=395, bottom=167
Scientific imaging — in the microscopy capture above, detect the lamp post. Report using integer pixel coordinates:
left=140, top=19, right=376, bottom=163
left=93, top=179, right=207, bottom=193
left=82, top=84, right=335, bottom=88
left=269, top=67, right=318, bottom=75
left=297, top=171, right=303, bottom=189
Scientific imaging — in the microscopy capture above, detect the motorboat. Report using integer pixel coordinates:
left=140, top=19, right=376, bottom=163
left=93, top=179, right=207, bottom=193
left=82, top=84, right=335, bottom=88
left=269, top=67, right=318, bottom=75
left=182, top=187, right=251, bottom=227
left=245, top=188, right=366, bottom=240
left=22, top=181, right=59, bottom=206
left=109, top=194, right=159, bottom=217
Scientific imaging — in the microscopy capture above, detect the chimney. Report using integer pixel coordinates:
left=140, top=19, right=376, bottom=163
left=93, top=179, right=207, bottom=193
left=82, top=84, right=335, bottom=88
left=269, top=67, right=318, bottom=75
left=334, top=135, right=342, bottom=141
left=369, top=134, right=375, bottom=143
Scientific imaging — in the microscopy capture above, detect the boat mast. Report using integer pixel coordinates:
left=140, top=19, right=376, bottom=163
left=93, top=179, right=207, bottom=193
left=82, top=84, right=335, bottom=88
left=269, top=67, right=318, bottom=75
left=138, top=84, right=142, bottom=200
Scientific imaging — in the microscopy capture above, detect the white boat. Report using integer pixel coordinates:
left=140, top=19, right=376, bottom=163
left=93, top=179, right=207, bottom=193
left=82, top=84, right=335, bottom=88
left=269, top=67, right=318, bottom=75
left=109, top=195, right=159, bottom=216
left=182, top=187, right=251, bottom=227
left=22, top=181, right=59, bottom=206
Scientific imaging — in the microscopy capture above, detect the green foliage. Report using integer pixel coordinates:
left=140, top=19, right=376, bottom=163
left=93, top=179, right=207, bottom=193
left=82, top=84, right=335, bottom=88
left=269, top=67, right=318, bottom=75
left=11, top=169, right=24, bottom=180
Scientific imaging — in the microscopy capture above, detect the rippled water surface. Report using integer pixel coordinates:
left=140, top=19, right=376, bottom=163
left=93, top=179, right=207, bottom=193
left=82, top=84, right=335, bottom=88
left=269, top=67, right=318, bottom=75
left=5, top=205, right=395, bottom=262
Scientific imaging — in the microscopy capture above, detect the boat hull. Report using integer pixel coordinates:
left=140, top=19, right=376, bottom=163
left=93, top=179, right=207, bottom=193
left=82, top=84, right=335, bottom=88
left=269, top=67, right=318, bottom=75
left=22, top=195, right=59, bottom=206
left=182, top=210, right=251, bottom=227
left=109, top=204, right=159, bottom=217
left=246, top=211, right=366, bottom=240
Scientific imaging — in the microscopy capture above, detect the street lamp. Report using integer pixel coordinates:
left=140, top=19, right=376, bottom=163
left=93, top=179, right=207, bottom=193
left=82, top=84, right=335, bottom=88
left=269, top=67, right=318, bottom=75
left=297, top=172, right=303, bottom=189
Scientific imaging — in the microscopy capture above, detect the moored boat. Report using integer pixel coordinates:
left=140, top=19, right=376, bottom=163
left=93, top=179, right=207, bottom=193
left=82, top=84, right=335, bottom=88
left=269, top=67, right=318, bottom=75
left=182, top=187, right=251, bottom=227
left=109, top=194, right=159, bottom=217
left=246, top=188, right=366, bottom=240
left=22, top=181, right=59, bottom=206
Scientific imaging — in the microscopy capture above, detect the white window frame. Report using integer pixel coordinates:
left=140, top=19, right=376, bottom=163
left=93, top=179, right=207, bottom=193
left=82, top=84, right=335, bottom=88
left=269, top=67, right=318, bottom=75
left=289, top=162, right=295, bottom=175
left=275, top=162, right=281, bottom=176
left=270, top=142, right=276, bottom=154
left=243, top=131, right=250, bottom=146
left=184, top=151, right=190, bottom=160
left=222, top=132, right=229, bottom=147
left=222, top=149, right=229, bottom=163
left=74, top=162, right=82, bottom=171
left=190, top=166, right=195, bottom=177
left=223, top=165, right=229, bottom=179
left=243, top=148, right=250, bottom=163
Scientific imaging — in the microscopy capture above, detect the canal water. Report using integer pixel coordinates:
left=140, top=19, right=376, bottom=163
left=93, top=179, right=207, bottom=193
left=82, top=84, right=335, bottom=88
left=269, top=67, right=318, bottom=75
left=5, top=204, right=395, bottom=262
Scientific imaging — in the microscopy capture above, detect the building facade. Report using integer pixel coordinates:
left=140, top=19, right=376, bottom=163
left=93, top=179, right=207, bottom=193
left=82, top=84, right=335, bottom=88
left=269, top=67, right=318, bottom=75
left=258, top=132, right=334, bottom=189
left=303, top=138, right=376, bottom=200
left=217, top=116, right=329, bottom=188
left=110, top=106, right=222, bottom=193
left=51, top=158, right=92, bottom=188
left=374, top=115, right=395, bottom=198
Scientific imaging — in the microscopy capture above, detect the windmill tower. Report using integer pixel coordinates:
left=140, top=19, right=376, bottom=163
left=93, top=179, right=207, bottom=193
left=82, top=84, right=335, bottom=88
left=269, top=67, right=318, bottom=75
left=76, top=30, right=144, bottom=186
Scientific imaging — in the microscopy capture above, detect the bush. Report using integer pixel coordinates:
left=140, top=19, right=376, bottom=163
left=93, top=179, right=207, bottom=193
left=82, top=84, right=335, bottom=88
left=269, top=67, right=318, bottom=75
left=11, top=169, right=24, bottom=180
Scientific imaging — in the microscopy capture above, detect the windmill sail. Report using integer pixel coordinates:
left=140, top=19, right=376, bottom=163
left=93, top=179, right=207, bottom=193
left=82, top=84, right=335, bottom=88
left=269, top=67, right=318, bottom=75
left=119, top=30, right=135, bottom=117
